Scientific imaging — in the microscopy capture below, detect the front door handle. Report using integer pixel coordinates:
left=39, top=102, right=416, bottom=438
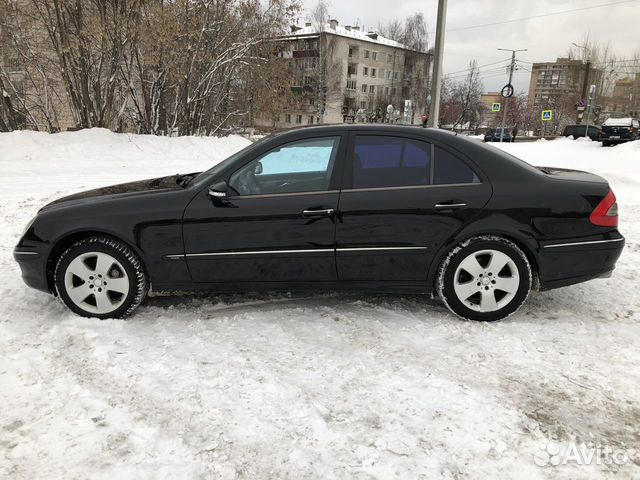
left=302, top=208, right=335, bottom=218
left=434, top=202, right=467, bottom=212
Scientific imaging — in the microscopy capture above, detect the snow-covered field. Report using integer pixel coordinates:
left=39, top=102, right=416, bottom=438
left=1, top=129, right=639, bottom=479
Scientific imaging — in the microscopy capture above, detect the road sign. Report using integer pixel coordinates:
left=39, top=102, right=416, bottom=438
left=541, top=110, right=553, bottom=122
left=491, top=102, right=501, bottom=112
left=501, top=84, right=514, bottom=98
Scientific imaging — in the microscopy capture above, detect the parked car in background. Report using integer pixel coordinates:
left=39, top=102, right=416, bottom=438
left=484, top=127, right=512, bottom=142
left=14, top=125, right=624, bottom=322
left=600, top=117, right=639, bottom=146
left=562, top=124, right=601, bottom=141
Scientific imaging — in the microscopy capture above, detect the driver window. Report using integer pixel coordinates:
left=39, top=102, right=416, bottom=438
left=229, top=137, right=340, bottom=196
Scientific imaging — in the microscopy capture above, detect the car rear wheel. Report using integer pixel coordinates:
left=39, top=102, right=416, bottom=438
left=437, top=235, right=532, bottom=321
left=54, top=236, right=148, bottom=319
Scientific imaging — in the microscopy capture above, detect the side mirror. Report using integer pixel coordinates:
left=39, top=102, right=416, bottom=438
left=254, top=162, right=263, bottom=175
left=208, top=180, right=228, bottom=200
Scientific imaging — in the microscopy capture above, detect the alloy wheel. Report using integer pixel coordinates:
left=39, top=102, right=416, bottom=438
left=453, top=249, right=520, bottom=312
left=63, top=251, right=130, bottom=314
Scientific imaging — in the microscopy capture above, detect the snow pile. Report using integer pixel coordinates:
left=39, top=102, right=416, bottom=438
left=0, top=130, right=639, bottom=479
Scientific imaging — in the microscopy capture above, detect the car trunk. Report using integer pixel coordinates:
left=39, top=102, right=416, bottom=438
left=601, top=124, right=633, bottom=140
left=536, top=166, right=608, bottom=185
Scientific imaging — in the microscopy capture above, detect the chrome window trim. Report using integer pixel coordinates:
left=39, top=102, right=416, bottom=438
left=340, top=182, right=483, bottom=194
left=227, top=189, right=339, bottom=200
left=13, top=251, right=39, bottom=255
left=543, top=238, right=624, bottom=249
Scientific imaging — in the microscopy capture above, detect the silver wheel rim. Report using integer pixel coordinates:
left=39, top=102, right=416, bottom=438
left=453, top=249, right=520, bottom=312
left=63, top=251, right=130, bottom=315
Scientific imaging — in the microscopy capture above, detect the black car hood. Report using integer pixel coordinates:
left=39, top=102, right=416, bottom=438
left=42, top=174, right=184, bottom=211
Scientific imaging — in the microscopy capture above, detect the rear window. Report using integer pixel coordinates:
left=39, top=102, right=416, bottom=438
left=603, top=117, right=633, bottom=126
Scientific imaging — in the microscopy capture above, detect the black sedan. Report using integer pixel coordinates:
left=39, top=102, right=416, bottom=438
left=14, top=125, right=624, bottom=321
left=484, top=127, right=512, bottom=142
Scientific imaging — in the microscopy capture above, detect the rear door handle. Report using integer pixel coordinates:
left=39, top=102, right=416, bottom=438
left=434, top=202, right=467, bottom=211
left=302, top=208, right=335, bottom=218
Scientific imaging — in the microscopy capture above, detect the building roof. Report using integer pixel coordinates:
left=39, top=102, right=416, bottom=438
left=282, top=22, right=412, bottom=50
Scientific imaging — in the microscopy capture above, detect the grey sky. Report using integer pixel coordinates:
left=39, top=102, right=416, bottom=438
left=296, top=0, right=640, bottom=94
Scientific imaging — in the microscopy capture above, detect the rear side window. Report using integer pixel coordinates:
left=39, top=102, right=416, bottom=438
left=352, top=136, right=431, bottom=188
left=433, top=147, right=480, bottom=185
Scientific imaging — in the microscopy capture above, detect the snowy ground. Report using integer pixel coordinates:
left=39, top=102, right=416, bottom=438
left=1, top=129, right=639, bottom=479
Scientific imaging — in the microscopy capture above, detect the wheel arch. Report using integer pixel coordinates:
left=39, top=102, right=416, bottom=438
left=428, top=229, right=541, bottom=291
left=46, top=229, right=145, bottom=294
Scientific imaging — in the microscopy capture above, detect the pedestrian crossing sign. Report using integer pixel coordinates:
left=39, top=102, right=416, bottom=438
left=491, top=102, right=501, bottom=112
left=541, top=110, right=553, bottom=121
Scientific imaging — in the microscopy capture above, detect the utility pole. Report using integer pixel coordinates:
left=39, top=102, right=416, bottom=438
left=427, top=0, right=447, bottom=128
left=584, top=84, right=596, bottom=138
left=497, top=48, right=527, bottom=142
left=573, top=42, right=590, bottom=124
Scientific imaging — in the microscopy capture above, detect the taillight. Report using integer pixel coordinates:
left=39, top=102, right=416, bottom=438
left=590, top=190, right=618, bottom=227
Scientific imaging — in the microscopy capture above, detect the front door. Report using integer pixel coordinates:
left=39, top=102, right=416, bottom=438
left=335, top=133, right=493, bottom=281
left=182, top=135, right=344, bottom=283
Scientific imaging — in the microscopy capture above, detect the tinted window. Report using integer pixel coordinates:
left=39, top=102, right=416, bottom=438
left=433, top=147, right=480, bottom=185
left=352, top=136, right=431, bottom=188
left=229, top=137, right=339, bottom=195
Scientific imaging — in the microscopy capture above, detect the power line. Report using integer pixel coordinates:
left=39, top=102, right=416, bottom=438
left=445, top=58, right=511, bottom=76
left=432, top=0, right=638, bottom=34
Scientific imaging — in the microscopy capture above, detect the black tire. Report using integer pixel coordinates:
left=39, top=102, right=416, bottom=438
left=602, top=141, right=610, bottom=147
left=436, top=235, right=532, bottom=321
left=54, top=236, right=148, bottom=319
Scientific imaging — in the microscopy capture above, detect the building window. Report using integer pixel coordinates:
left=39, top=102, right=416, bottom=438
left=391, top=87, right=397, bottom=95
left=363, top=66, right=369, bottom=76
left=361, top=84, right=368, bottom=93
left=346, top=79, right=357, bottom=90
left=372, top=51, right=378, bottom=60
left=371, top=68, right=376, bottom=77
left=393, top=71, right=399, bottom=80
left=308, top=115, right=314, bottom=125
left=384, top=87, right=389, bottom=95
left=309, top=98, right=315, bottom=105
left=285, top=114, right=291, bottom=123
left=359, top=101, right=366, bottom=109
left=296, top=114, right=302, bottom=124
left=386, top=70, right=391, bottom=80
left=364, top=50, right=370, bottom=58
left=387, top=54, right=392, bottom=63
left=369, top=85, right=375, bottom=94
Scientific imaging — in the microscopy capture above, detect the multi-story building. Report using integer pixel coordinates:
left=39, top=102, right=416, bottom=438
left=527, top=57, right=603, bottom=129
left=479, top=91, right=503, bottom=127
left=607, top=76, right=639, bottom=117
left=267, top=19, right=431, bottom=129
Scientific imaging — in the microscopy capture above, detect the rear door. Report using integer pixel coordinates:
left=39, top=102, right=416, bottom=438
left=335, top=132, right=493, bottom=281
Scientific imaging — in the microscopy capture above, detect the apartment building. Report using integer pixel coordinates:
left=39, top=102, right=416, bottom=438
left=269, top=19, right=431, bottom=128
left=527, top=57, right=605, bottom=108
left=607, top=75, right=640, bottom=117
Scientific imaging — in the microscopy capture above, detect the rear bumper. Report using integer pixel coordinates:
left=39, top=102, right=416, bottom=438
left=538, top=235, right=625, bottom=290
left=14, top=247, right=51, bottom=293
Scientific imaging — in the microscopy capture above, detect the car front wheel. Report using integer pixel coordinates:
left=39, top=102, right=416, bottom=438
left=437, top=235, right=532, bottom=321
left=54, top=236, right=148, bottom=319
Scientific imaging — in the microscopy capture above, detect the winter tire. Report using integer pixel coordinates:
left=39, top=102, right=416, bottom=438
left=54, top=236, right=148, bottom=319
left=437, top=235, right=531, bottom=321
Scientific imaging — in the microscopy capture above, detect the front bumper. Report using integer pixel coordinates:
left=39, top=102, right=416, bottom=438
left=14, top=247, right=51, bottom=293
left=537, top=235, right=625, bottom=290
